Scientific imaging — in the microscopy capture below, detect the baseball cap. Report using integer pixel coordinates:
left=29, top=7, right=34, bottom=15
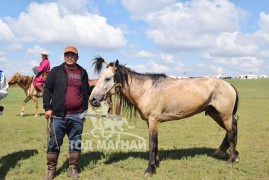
left=64, top=46, right=78, bottom=54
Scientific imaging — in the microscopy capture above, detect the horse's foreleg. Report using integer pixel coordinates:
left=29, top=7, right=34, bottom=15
left=32, top=97, right=39, bottom=117
left=144, top=119, right=160, bottom=177
left=114, top=97, right=121, bottom=116
left=21, top=96, right=31, bottom=116
left=107, top=97, right=113, bottom=114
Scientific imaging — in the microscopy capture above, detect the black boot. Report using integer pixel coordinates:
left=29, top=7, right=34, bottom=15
left=45, top=152, right=59, bottom=180
left=68, top=152, right=80, bottom=179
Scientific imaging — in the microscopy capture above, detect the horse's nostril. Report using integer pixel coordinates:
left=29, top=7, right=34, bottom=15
left=90, top=98, right=97, bottom=105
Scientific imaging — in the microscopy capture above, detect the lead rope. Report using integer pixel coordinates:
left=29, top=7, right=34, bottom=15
left=52, top=118, right=60, bottom=151
left=44, top=117, right=51, bottom=148
left=44, top=117, right=60, bottom=151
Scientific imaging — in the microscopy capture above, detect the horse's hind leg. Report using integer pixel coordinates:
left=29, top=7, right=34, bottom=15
left=32, top=96, right=39, bottom=117
left=213, top=114, right=239, bottom=163
left=226, top=116, right=239, bottom=163
left=207, top=106, right=229, bottom=158
left=207, top=104, right=239, bottom=163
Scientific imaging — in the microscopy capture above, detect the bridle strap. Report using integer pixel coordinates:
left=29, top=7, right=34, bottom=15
left=104, top=83, right=122, bottom=100
left=92, top=82, right=122, bottom=111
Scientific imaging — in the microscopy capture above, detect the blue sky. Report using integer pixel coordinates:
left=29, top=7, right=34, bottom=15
left=0, top=0, right=269, bottom=79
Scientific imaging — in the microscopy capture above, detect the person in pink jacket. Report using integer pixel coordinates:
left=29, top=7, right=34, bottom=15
left=33, top=51, right=51, bottom=95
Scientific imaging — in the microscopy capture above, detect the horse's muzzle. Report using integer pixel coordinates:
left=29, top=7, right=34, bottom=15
left=89, top=98, right=101, bottom=107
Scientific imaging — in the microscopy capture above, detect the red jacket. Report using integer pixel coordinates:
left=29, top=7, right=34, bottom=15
left=33, top=58, right=50, bottom=87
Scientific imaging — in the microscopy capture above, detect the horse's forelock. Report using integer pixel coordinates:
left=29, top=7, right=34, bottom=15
left=92, top=56, right=106, bottom=74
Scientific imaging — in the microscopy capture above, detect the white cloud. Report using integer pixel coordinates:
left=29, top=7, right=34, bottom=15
left=5, top=2, right=126, bottom=50
left=259, top=12, right=269, bottom=31
left=133, top=50, right=155, bottom=58
left=259, top=50, right=269, bottom=58
left=254, top=12, right=269, bottom=46
left=139, top=0, right=248, bottom=50
left=159, top=54, right=177, bottom=64
left=0, top=20, right=16, bottom=41
left=6, top=44, right=23, bottom=51
left=209, top=32, right=259, bottom=57
left=129, top=55, right=185, bottom=76
left=58, top=0, right=99, bottom=15
left=206, top=55, right=263, bottom=74
left=26, top=45, right=49, bottom=56
left=121, top=0, right=176, bottom=19
left=122, top=0, right=268, bottom=76
left=209, top=65, right=224, bottom=75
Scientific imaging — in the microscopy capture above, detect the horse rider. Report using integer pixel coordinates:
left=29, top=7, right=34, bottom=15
left=0, top=70, right=9, bottom=115
left=33, top=51, right=51, bottom=96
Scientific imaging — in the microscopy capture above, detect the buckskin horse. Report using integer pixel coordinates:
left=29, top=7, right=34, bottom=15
left=8, top=72, right=121, bottom=117
left=89, top=57, right=239, bottom=177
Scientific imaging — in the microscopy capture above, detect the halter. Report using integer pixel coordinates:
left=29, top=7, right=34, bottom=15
left=93, top=82, right=122, bottom=102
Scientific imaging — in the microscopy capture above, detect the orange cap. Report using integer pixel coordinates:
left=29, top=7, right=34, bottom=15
left=64, top=46, right=78, bottom=54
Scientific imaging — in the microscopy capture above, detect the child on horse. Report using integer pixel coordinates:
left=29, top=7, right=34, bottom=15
left=33, top=51, right=51, bottom=95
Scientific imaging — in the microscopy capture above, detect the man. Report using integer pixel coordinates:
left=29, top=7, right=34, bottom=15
left=0, top=70, right=8, bottom=115
left=43, top=46, right=91, bottom=179
left=33, top=51, right=50, bottom=95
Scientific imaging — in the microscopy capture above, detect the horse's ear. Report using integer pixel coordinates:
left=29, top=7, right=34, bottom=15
left=113, top=60, right=119, bottom=71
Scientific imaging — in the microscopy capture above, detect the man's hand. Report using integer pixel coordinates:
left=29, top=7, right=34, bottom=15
left=45, top=110, right=53, bottom=119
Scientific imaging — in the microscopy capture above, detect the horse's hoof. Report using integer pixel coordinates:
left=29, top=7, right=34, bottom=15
left=235, top=151, right=240, bottom=163
left=236, top=158, right=240, bottom=163
left=144, top=172, right=153, bottom=177
left=226, top=157, right=237, bottom=164
left=20, top=113, right=24, bottom=117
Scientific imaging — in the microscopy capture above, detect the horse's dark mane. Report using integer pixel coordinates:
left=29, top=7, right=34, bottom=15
left=114, top=63, right=167, bottom=87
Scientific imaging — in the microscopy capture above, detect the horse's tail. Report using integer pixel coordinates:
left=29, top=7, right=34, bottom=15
left=231, top=85, right=239, bottom=115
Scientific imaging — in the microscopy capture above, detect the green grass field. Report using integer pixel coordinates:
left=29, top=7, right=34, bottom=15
left=0, top=79, right=269, bottom=179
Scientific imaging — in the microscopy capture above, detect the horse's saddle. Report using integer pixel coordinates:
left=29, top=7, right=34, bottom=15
left=27, top=83, right=43, bottom=97
left=40, top=71, right=49, bottom=80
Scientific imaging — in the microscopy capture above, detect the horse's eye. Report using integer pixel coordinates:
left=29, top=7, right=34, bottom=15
left=105, top=77, right=111, bottom=82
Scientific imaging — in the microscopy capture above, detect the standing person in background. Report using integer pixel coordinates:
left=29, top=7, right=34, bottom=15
left=33, top=51, right=50, bottom=96
left=43, top=46, right=91, bottom=179
left=0, top=70, right=9, bottom=116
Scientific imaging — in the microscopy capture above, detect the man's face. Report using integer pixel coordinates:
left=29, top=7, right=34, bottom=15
left=64, top=52, right=78, bottom=66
